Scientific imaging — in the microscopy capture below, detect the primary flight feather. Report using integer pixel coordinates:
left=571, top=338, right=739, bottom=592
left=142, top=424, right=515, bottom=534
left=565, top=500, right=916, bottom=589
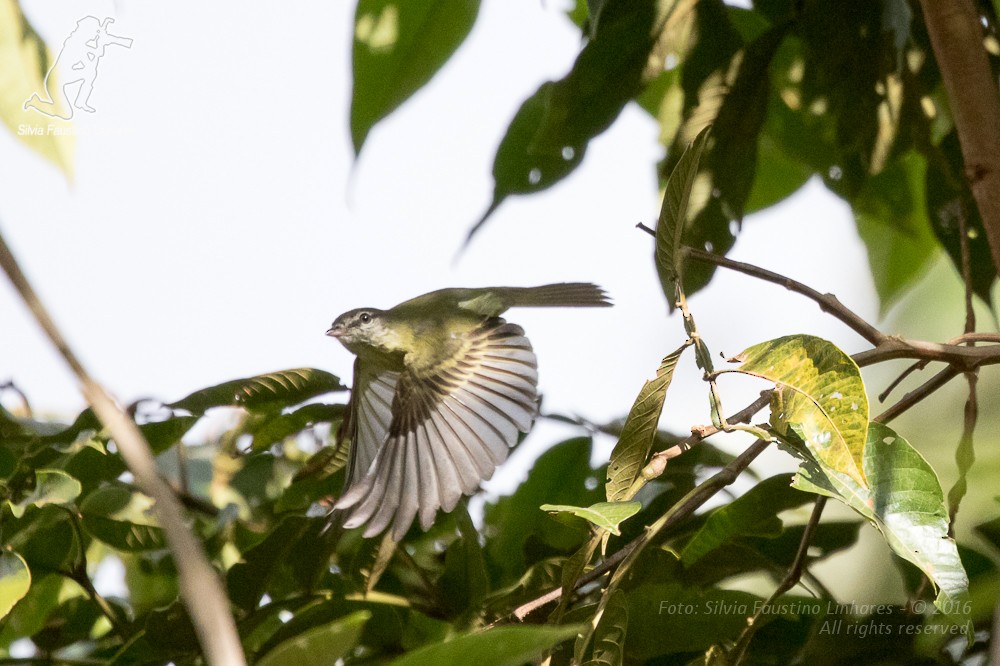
left=326, top=283, right=611, bottom=540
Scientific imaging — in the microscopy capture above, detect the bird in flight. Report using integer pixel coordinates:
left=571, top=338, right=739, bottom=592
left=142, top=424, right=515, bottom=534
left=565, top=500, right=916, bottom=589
left=326, top=283, right=611, bottom=540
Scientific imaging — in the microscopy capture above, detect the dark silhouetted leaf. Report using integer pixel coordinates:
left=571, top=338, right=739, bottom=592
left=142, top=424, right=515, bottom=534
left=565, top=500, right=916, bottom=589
left=469, top=0, right=657, bottom=240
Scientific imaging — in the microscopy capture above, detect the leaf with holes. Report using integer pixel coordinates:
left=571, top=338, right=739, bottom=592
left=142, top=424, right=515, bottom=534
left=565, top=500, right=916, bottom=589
left=793, top=422, right=968, bottom=620
left=168, top=368, right=345, bottom=414
left=733, top=335, right=868, bottom=486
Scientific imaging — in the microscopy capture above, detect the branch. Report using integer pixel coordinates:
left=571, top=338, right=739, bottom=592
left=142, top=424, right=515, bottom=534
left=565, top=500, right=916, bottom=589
left=918, top=0, right=1000, bottom=272
left=0, top=230, right=246, bottom=666
left=731, top=496, right=827, bottom=665
left=636, top=223, right=886, bottom=345
left=509, top=438, right=772, bottom=621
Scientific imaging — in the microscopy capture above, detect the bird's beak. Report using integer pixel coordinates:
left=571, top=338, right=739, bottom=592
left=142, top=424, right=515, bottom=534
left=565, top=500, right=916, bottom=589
left=326, top=323, right=345, bottom=338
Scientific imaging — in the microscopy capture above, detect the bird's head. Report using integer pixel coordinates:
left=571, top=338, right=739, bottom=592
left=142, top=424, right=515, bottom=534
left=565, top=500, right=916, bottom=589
left=326, top=308, right=396, bottom=355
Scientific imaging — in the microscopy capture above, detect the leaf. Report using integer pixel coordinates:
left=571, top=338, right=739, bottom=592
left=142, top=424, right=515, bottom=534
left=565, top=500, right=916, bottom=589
left=8, top=469, right=81, bottom=518
left=733, top=334, right=868, bottom=487
left=554, top=534, right=601, bottom=620
left=249, top=403, right=346, bottom=452
left=925, top=131, right=997, bottom=305
left=585, top=588, right=628, bottom=666
left=469, top=0, right=658, bottom=240
left=792, top=422, right=969, bottom=618
left=484, top=437, right=604, bottom=585
left=679, top=474, right=810, bottom=567
left=440, top=506, right=490, bottom=613
left=654, top=125, right=711, bottom=302
left=854, top=151, right=938, bottom=314
left=140, top=416, right=199, bottom=455
left=0, top=0, right=74, bottom=179
left=606, top=347, right=685, bottom=502
left=540, top=502, right=641, bottom=537
left=168, top=368, right=345, bottom=414
left=0, top=551, right=31, bottom=620
left=351, top=0, right=480, bottom=155
left=257, top=610, right=370, bottom=666
left=79, top=484, right=167, bottom=552
left=390, top=624, right=585, bottom=666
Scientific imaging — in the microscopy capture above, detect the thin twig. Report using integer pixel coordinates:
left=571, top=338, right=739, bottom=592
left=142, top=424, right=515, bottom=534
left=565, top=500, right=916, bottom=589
left=0, top=229, right=246, bottom=666
left=636, top=223, right=886, bottom=345
left=872, top=366, right=962, bottom=423
left=730, top=496, right=827, bottom=664
left=508, top=438, right=772, bottom=622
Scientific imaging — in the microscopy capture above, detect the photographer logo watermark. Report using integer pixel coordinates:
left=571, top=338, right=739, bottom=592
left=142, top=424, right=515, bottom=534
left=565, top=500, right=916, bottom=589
left=23, top=16, right=132, bottom=121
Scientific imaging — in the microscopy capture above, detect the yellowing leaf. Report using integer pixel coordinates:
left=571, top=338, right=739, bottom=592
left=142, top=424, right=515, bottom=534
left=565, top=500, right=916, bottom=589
left=733, top=334, right=868, bottom=487
left=793, top=422, right=968, bottom=620
left=0, top=0, right=74, bottom=179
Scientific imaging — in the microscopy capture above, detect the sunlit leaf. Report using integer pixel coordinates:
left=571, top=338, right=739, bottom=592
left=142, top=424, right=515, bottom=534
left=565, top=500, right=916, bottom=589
left=168, top=368, right=345, bottom=414
left=733, top=334, right=868, bottom=486
left=0, top=551, right=31, bottom=620
left=792, top=422, right=969, bottom=619
left=80, top=484, right=167, bottom=552
left=541, top=502, right=641, bottom=537
left=351, top=0, right=480, bottom=155
left=391, top=624, right=585, bottom=666
left=257, top=610, right=370, bottom=666
left=0, top=0, right=74, bottom=179
left=606, top=348, right=684, bottom=502
left=8, top=469, right=81, bottom=518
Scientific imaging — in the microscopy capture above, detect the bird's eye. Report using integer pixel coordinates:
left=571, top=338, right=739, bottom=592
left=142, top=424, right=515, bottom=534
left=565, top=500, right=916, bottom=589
left=359, top=313, right=372, bottom=324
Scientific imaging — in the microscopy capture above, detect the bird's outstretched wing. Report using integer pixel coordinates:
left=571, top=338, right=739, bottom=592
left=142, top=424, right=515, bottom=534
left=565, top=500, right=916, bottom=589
left=335, top=318, right=539, bottom=540
left=338, top=357, right=399, bottom=493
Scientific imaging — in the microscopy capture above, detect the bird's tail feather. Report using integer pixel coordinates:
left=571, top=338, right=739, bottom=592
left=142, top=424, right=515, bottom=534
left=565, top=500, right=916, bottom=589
left=504, top=282, right=612, bottom=308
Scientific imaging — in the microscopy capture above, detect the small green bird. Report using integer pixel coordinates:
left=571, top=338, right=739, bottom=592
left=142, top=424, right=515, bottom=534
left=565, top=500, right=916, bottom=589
left=326, top=283, right=612, bottom=540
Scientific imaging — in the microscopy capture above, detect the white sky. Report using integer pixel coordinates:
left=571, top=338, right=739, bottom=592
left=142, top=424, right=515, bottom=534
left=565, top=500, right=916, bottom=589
left=2, top=0, right=883, bottom=485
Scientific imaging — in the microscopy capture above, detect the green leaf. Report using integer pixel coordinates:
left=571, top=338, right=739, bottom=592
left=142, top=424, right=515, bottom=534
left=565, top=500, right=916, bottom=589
left=9, top=469, right=82, bottom=518
left=626, top=584, right=764, bottom=658
left=654, top=125, right=711, bottom=302
left=792, top=422, right=969, bottom=618
left=351, top=0, right=480, bottom=155
left=391, top=624, right=585, bottom=666
left=680, top=474, right=810, bottom=567
left=0, top=551, right=31, bottom=620
left=0, top=0, right=74, bottom=179
left=257, top=610, right=370, bottom=666
left=854, top=151, right=938, bottom=313
left=484, top=437, right=603, bottom=585
left=733, top=334, right=868, bottom=487
left=925, top=132, right=997, bottom=305
left=606, top=348, right=685, bottom=502
left=249, top=403, right=346, bottom=452
left=585, top=588, right=627, bottom=666
left=540, top=502, right=641, bottom=537
left=440, top=506, right=490, bottom=613
left=140, top=416, right=199, bottom=455
left=470, top=0, right=657, bottom=240
left=79, top=484, right=167, bottom=552
left=168, top=368, right=345, bottom=414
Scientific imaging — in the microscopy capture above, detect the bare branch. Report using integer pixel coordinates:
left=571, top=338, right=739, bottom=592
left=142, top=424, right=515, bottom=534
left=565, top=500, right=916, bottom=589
left=0, top=230, right=246, bottom=666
